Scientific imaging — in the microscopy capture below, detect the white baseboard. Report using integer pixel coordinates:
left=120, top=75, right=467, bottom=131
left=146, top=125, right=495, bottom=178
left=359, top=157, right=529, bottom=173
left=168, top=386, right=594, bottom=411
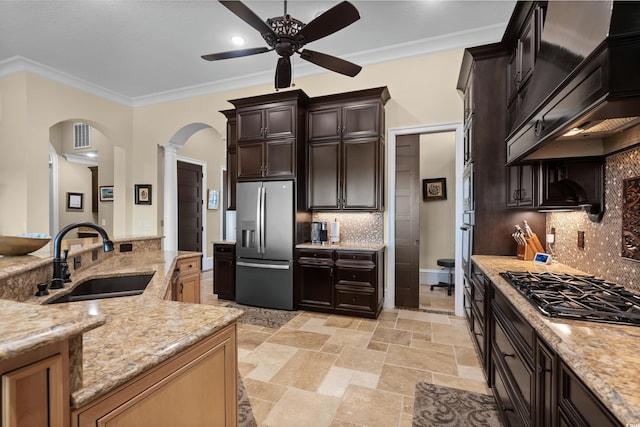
left=420, top=268, right=450, bottom=285
left=202, top=256, right=213, bottom=271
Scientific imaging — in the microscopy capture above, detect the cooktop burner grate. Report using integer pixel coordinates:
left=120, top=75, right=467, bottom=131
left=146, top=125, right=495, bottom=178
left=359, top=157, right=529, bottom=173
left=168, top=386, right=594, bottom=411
left=500, top=271, right=640, bottom=326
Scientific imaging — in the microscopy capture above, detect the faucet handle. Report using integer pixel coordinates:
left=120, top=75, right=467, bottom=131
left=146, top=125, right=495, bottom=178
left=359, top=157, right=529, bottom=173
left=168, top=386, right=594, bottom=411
left=63, top=249, right=69, bottom=261
left=35, top=282, right=49, bottom=297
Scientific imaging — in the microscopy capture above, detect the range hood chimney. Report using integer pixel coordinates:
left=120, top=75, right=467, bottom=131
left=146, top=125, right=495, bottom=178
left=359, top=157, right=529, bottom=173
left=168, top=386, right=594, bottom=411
left=506, top=1, right=640, bottom=165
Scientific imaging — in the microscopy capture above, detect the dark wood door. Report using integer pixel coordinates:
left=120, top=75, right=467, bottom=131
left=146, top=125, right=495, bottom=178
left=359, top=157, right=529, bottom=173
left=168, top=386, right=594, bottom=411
left=177, top=161, right=202, bottom=252
left=308, top=141, right=340, bottom=209
left=342, top=138, right=378, bottom=210
left=394, top=134, right=420, bottom=308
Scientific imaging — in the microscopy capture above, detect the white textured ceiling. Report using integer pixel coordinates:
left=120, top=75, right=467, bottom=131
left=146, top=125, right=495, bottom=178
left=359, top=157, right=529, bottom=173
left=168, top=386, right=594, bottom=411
left=0, top=1, right=516, bottom=104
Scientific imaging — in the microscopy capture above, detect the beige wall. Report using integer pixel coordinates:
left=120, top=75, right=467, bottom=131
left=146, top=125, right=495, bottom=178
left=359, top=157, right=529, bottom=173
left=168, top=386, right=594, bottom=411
left=0, top=48, right=464, bottom=254
left=57, top=155, right=96, bottom=231
left=419, top=132, right=456, bottom=269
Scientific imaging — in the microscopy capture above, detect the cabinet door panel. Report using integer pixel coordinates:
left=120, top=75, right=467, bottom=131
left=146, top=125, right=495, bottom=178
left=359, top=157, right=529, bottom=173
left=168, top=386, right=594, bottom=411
left=518, top=165, right=535, bottom=207
left=342, top=103, right=380, bottom=139
left=298, top=262, right=334, bottom=308
left=265, top=105, right=295, bottom=139
left=227, top=148, right=237, bottom=210
left=507, top=166, right=522, bottom=207
left=237, top=142, right=264, bottom=180
left=308, top=141, right=340, bottom=209
left=237, top=109, right=264, bottom=141
left=308, top=108, right=340, bottom=141
left=343, top=139, right=378, bottom=209
left=265, top=139, right=295, bottom=178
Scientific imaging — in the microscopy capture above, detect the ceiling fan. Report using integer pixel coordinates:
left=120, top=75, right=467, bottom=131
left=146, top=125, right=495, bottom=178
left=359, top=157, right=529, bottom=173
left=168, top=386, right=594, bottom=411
left=202, top=0, right=362, bottom=89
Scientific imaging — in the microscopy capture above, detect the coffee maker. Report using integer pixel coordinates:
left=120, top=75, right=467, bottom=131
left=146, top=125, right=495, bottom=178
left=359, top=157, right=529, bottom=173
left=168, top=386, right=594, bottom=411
left=311, top=221, right=328, bottom=243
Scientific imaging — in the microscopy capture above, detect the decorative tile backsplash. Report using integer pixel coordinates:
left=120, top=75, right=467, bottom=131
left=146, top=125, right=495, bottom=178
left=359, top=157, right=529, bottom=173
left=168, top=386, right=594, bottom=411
left=312, top=212, right=383, bottom=244
left=547, top=146, right=640, bottom=291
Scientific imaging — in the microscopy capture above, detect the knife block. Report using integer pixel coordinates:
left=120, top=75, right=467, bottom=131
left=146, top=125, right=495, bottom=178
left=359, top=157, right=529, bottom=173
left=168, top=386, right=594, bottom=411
left=517, top=233, right=544, bottom=261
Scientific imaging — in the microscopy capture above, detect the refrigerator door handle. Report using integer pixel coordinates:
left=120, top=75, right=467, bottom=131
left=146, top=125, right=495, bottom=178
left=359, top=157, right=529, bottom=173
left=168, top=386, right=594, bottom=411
left=255, top=186, right=262, bottom=253
left=237, top=261, right=290, bottom=270
left=260, top=185, right=266, bottom=254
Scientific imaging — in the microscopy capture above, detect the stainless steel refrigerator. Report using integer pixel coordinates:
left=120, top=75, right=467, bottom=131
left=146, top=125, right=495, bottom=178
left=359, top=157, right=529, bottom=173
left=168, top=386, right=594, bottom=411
left=235, top=180, right=295, bottom=310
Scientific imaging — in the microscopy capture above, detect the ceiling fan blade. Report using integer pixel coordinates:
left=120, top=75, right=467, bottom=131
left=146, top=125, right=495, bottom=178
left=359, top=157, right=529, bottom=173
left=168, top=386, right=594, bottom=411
left=201, top=47, right=271, bottom=61
left=295, top=1, right=360, bottom=44
left=275, top=57, right=292, bottom=89
left=219, top=1, right=277, bottom=45
left=300, top=49, right=362, bottom=77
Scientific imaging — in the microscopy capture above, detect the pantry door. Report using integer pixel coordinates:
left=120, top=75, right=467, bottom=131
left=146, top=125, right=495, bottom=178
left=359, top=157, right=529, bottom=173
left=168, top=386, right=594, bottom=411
left=177, top=161, right=202, bottom=252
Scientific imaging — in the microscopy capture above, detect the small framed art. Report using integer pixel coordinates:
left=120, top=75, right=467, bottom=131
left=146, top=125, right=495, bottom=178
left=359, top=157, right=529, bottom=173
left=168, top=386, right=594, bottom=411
left=135, top=184, right=152, bottom=205
left=423, top=178, right=447, bottom=201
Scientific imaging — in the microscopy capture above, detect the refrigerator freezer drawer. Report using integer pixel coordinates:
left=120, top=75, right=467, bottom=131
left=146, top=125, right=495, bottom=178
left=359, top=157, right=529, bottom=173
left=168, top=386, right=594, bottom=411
left=236, top=259, right=294, bottom=310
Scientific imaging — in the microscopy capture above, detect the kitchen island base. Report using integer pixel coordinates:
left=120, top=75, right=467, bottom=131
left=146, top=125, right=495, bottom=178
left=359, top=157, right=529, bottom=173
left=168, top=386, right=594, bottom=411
left=72, top=323, right=237, bottom=427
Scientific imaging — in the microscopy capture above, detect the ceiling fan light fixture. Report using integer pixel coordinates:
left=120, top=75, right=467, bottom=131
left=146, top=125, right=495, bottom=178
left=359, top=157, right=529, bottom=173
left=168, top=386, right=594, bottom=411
left=231, top=35, right=246, bottom=46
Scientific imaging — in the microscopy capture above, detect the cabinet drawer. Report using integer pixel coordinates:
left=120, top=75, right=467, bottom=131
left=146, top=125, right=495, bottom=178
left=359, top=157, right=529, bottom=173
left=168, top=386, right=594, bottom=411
left=471, top=276, right=486, bottom=327
left=335, top=267, right=374, bottom=288
left=214, top=244, right=235, bottom=257
left=335, top=287, right=375, bottom=313
left=335, top=251, right=374, bottom=262
left=492, top=354, right=528, bottom=427
left=493, top=287, right=535, bottom=357
left=296, top=249, right=333, bottom=260
left=176, top=257, right=200, bottom=274
left=558, top=362, right=620, bottom=427
left=470, top=305, right=485, bottom=359
left=493, top=311, right=533, bottom=418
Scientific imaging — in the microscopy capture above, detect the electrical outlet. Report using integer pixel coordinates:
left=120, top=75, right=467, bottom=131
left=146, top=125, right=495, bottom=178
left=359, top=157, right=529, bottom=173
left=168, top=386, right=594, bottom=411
left=73, top=256, right=81, bottom=270
left=577, top=231, right=585, bottom=249
left=92, top=249, right=98, bottom=261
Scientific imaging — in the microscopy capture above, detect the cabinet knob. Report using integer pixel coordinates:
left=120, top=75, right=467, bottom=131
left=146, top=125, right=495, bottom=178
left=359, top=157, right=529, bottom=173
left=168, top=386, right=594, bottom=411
left=352, top=274, right=356, bottom=278
left=352, top=297, right=357, bottom=303
left=502, top=352, right=515, bottom=359
left=188, top=264, right=193, bottom=268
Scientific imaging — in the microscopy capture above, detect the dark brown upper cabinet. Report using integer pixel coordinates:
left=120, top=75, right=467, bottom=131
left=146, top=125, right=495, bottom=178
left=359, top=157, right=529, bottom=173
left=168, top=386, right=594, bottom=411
left=506, top=164, right=537, bottom=208
left=228, top=91, right=308, bottom=182
left=306, top=87, right=390, bottom=211
left=221, top=109, right=237, bottom=210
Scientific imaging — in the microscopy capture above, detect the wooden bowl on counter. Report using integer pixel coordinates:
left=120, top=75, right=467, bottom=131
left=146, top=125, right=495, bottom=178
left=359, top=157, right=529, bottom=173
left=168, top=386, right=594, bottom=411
left=0, top=234, right=51, bottom=256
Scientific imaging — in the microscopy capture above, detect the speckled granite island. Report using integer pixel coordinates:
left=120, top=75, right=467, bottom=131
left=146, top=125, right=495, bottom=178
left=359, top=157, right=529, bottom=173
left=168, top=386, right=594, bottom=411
left=0, top=237, right=242, bottom=426
left=472, top=255, right=640, bottom=425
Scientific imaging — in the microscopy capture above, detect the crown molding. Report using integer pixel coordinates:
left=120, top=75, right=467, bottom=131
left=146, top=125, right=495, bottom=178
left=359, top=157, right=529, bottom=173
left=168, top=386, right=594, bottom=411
left=0, top=23, right=505, bottom=108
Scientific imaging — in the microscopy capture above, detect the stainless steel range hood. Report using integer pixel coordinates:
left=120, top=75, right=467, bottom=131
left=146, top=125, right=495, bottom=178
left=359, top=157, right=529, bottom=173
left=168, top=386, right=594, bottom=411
left=506, top=1, right=640, bottom=165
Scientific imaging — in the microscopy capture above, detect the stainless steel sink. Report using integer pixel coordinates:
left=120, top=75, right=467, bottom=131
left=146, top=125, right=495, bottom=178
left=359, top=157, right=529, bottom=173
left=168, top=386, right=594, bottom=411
left=47, top=273, right=154, bottom=304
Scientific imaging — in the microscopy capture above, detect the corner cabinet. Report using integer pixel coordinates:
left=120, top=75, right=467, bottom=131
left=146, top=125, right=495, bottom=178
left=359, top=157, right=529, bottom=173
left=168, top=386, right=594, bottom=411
left=306, top=87, right=390, bottom=211
left=228, top=91, right=309, bottom=181
left=294, top=247, right=384, bottom=319
left=507, top=164, right=537, bottom=208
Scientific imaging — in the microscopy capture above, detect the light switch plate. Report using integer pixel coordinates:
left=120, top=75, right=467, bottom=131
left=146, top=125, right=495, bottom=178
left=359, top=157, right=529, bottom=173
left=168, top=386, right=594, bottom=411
left=577, top=231, right=585, bottom=249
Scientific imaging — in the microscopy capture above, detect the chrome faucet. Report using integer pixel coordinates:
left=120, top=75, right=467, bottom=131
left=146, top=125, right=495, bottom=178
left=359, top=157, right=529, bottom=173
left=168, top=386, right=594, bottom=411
left=50, top=222, right=114, bottom=289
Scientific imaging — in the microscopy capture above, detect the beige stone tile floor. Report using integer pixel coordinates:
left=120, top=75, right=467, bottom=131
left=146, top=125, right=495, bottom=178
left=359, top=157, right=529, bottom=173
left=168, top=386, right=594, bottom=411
left=201, top=271, right=489, bottom=427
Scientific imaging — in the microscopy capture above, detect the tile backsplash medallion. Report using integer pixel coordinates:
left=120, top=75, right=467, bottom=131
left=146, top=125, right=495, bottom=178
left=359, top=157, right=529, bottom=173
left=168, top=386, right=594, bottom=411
left=547, top=146, right=639, bottom=291
left=312, top=212, right=383, bottom=244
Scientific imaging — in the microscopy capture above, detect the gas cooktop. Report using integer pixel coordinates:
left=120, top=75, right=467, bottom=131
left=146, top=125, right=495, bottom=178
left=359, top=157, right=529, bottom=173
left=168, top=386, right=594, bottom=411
left=500, top=271, right=640, bottom=326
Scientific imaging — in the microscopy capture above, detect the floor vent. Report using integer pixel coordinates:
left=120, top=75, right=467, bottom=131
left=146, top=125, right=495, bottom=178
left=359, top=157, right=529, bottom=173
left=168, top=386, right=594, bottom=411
left=74, top=123, right=91, bottom=149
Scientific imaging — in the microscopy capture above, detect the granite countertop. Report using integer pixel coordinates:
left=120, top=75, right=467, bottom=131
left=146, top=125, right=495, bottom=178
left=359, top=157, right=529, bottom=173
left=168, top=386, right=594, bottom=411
left=2, top=248, right=243, bottom=409
left=296, top=242, right=386, bottom=251
left=472, top=255, right=640, bottom=424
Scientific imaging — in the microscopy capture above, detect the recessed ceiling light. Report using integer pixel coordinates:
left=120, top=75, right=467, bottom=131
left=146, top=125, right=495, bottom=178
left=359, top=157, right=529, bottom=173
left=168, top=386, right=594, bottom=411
left=231, top=35, right=246, bottom=46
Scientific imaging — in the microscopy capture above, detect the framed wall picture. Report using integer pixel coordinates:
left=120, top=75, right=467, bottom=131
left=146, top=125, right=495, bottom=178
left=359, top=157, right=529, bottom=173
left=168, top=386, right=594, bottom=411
left=135, top=184, right=152, bottom=205
left=207, top=189, right=219, bottom=210
left=99, top=186, right=114, bottom=202
left=423, top=178, right=447, bottom=201
left=67, top=192, right=83, bottom=210
left=622, top=176, right=640, bottom=261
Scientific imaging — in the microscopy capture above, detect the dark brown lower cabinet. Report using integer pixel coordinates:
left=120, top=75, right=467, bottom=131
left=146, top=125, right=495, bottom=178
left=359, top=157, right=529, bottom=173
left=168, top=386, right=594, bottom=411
left=484, top=276, right=623, bottom=427
left=296, top=249, right=334, bottom=311
left=294, top=247, right=384, bottom=318
left=213, top=243, right=235, bottom=301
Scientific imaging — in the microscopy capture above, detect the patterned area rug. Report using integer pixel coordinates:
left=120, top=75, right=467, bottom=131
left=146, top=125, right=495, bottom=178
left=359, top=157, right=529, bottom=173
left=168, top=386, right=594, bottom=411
left=238, top=375, right=257, bottom=427
left=413, top=382, right=502, bottom=427
left=224, top=302, right=299, bottom=329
